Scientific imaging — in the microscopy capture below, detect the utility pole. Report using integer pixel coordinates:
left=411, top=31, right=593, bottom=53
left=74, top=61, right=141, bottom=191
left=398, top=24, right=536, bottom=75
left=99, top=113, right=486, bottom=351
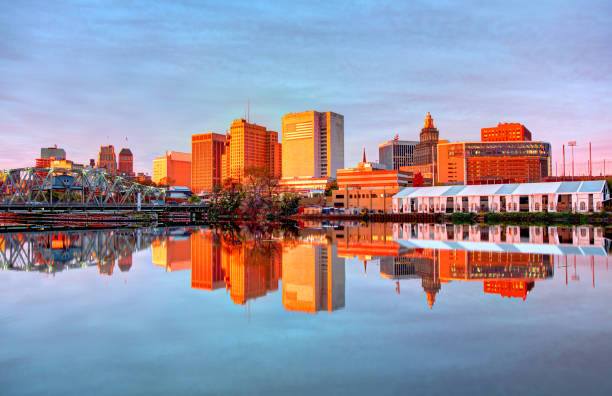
left=562, top=144, right=565, bottom=178
left=589, top=142, right=592, bottom=178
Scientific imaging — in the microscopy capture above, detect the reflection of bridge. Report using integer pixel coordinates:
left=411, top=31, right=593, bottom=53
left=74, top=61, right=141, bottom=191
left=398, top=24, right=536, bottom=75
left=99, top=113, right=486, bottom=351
left=0, top=167, right=165, bottom=208
left=0, top=228, right=163, bottom=273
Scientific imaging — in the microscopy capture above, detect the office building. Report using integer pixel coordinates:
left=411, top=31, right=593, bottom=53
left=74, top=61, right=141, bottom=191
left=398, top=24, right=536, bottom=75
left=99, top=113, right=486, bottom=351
left=152, top=151, right=192, bottom=188
left=281, top=111, right=344, bottom=179
left=97, top=145, right=117, bottom=175
left=118, top=148, right=134, bottom=176
left=222, top=119, right=281, bottom=184
left=436, top=141, right=551, bottom=184
left=191, top=132, right=226, bottom=194
left=40, top=146, right=66, bottom=160
left=379, top=137, right=418, bottom=170
left=481, top=122, right=532, bottom=142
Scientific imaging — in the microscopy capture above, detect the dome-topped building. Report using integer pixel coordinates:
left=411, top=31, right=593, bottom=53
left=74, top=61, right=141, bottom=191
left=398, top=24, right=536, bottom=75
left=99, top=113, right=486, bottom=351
left=414, top=112, right=440, bottom=166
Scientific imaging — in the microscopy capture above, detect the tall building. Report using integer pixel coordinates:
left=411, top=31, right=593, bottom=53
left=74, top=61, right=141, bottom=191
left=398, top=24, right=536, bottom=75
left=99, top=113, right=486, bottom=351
left=436, top=141, right=551, bottom=184
left=281, top=111, right=344, bottom=179
left=413, top=112, right=440, bottom=166
left=379, top=137, right=418, bottom=170
left=152, top=151, right=192, bottom=188
left=118, top=148, right=134, bottom=176
left=40, top=146, right=66, bottom=160
left=481, top=122, right=532, bottom=142
left=97, top=145, right=117, bottom=174
left=223, top=119, right=281, bottom=184
left=191, top=133, right=226, bottom=194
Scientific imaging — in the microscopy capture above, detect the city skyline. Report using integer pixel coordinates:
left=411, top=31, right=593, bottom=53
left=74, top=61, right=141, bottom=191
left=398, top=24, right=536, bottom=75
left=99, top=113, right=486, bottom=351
left=1, top=1, right=610, bottom=175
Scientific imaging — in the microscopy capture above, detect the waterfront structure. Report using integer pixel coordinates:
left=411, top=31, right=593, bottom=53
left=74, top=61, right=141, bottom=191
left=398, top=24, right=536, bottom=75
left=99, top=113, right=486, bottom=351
left=437, top=141, right=552, bottom=184
left=413, top=112, right=439, bottom=166
left=118, top=148, right=134, bottom=176
left=222, top=119, right=281, bottom=184
left=191, top=132, right=226, bottom=194
left=379, top=137, right=418, bottom=170
left=152, top=151, right=191, bottom=188
left=97, top=145, right=117, bottom=175
left=281, top=111, right=344, bottom=179
left=282, top=243, right=345, bottom=313
left=332, top=153, right=412, bottom=212
left=392, top=180, right=610, bottom=214
left=481, top=122, right=532, bottom=142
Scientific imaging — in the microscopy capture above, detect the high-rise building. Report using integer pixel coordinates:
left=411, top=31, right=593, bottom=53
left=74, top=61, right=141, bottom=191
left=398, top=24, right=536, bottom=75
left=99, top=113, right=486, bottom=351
left=97, top=145, right=117, bottom=174
left=152, top=151, right=192, bottom=188
left=413, top=112, right=440, bottom=166
left=223, top=119, right=281, bottom=184
left=118, top=148, right=134, bottom=176
left=481, top=122, right=532, bottom=142
left=436, top=141, right=552, bottom=184
left=40, top=146, right=66, bottom=160
left=191, top=133, right=226, bottom=194
left=379, top=137, right=418, bottom=170
left=281, top=111, right=344, bottom=179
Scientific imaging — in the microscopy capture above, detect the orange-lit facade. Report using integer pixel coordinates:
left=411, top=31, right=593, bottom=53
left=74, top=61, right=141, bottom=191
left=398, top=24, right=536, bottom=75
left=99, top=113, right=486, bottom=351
left=191, top=133, right=226, bottom=194
left=222, top=119, right=281, bottom=184
left=281, top=111, right=344, bottom=179
left=152, top=151, right=192, bottom=189
left=118, top=148, right=134, bottom=176
left=481, top=122, right=532, bottom=142
left=437, top=141, right=551, bottom=184
left=97, top=145, right=117, bottom=175
left=332, top=160, right=412, bottom=211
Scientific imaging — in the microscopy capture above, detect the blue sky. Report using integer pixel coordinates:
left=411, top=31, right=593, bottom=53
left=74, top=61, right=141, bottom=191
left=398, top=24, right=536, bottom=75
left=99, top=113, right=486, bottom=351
left=1, top=0, right=611, bottom=175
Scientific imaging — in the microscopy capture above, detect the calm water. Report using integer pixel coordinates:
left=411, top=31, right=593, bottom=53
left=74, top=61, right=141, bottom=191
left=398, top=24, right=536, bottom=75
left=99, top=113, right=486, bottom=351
left=1, top=223, right=611, bottom=395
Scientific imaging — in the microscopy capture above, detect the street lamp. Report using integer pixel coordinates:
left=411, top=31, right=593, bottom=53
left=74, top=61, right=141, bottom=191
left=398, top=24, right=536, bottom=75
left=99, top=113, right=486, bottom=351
left=568, top=141, right=576, bottom=179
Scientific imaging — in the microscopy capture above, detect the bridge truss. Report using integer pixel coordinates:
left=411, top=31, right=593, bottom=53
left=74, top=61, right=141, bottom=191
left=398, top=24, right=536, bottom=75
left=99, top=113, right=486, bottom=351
left=0, top=167, right=165, bottom=207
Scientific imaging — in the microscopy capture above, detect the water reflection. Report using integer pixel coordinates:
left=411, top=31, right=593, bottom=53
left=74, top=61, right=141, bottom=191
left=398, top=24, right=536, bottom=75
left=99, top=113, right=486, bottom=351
left=1, top=223, right=609, bottom=311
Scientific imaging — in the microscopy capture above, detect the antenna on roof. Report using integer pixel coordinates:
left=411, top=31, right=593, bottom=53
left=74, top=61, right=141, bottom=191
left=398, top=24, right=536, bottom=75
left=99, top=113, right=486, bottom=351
left=248, top=98, right=250, bottom=122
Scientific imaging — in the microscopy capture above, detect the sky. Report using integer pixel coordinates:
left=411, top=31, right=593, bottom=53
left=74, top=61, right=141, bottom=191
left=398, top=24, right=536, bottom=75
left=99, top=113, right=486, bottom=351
left=1, top=0, right=611, bottom=175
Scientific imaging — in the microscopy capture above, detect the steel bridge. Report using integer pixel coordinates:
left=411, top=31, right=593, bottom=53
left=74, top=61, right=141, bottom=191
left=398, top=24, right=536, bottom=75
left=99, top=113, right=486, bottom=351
left=0, top=167, right=166, bottom=208
left=0, top=228, right=169, bottom=273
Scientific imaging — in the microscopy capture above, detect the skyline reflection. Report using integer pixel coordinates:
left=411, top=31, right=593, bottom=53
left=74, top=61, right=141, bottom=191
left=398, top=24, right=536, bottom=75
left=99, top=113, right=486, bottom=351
left=1, top=223, right=609, bottom=311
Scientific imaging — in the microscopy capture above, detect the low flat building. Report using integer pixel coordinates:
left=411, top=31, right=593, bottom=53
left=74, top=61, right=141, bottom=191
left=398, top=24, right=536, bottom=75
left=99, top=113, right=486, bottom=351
left=332, top=156, right=412, bottom=212
left=278, top=176, right=330, bottom=194
left=392, top=180, right=610, bottom=214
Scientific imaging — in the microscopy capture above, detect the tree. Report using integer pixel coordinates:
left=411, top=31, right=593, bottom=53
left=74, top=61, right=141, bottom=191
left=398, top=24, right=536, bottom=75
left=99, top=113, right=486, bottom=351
left=413, top=171, right=424, bottom=187
left=188, top=194, right=201, bottom=204
left=325, top=180, right=339, bottom=197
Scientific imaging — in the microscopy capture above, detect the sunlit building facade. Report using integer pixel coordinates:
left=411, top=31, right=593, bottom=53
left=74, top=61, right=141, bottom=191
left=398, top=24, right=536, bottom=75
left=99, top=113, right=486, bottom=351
left=436, top=141, right=552, bottom=184
left=152, top=235, right=192, bottom=272
left=152, top=151, right=192, bottom=188
left=222, top=119, right=281, bottom=184
left=191, top=132, right=226, bottom=194
left=97, top=145, right=117, bottom=175
left=481, top=122, right=532, bottom=142
left=413, top=112, right=439, bottom=166
left=281, top=111, right=344, bottom=179
left=118, top=148, right=134, bottom=176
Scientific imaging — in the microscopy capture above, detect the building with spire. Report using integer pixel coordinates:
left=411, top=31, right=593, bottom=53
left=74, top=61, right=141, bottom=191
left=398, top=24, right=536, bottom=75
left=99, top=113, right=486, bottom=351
left=414, top=112, right=440, bottom=166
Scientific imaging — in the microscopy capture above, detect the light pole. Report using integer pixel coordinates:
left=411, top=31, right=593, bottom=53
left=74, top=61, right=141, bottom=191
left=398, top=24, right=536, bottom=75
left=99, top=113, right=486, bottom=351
left=568, top=141, right=576, bottom=179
